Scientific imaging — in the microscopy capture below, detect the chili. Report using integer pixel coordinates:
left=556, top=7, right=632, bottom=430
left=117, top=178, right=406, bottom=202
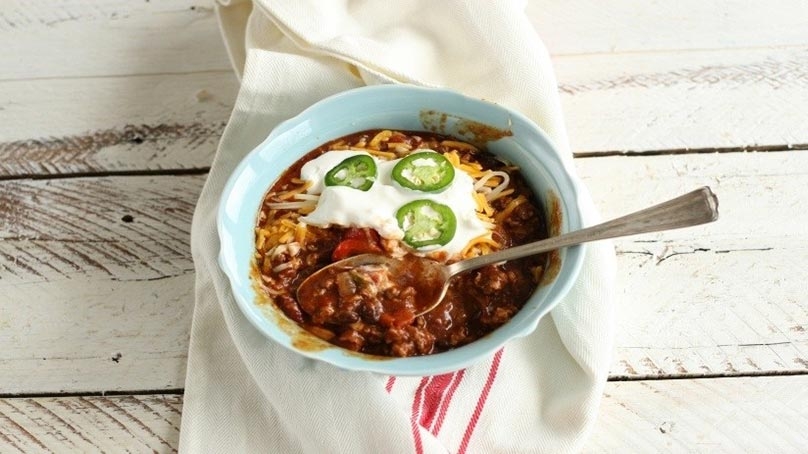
left=255, top=129, right=549, bottom=357
left=331, top=228, right=383, bottom=261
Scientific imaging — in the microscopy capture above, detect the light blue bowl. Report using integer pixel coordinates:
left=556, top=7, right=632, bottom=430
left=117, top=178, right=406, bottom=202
left=218, top=84, right=586, bottom=376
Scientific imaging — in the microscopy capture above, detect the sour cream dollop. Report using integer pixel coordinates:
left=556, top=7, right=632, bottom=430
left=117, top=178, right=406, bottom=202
left=300, top=150, right=490, bottom=256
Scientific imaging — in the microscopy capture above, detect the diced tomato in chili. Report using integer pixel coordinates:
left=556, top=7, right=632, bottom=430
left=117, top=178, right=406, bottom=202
left=331, top=228, right=383, bottom=261
left=340, top=227, right=374, bottom=241
left=379, top=309, right=416, bottom=328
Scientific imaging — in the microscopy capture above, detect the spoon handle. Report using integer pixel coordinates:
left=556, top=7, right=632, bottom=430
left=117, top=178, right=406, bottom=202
left=446, top=186, right=719, bottom=277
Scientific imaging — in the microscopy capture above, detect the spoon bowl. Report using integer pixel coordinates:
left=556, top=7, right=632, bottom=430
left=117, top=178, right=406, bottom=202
left=296, top=187, right=719, bottom=321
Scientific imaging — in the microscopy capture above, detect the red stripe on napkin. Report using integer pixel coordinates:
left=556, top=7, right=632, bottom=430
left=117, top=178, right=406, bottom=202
left=410, top=377, right=429, bottom=454
left=429, top=370, right=465, bottom=435
left=385, top=376, right=396, bottom=393
left=458, top=349, right=504, bottom=454
left=418, top=373, right=455, bottom=429
left=409, top=370, right=466, bottom=452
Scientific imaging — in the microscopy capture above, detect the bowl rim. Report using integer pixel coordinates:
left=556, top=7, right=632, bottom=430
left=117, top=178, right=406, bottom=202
left=216, top=84, right=587, bottom=376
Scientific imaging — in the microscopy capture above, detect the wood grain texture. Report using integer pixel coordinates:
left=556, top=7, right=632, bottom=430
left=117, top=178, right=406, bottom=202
left=0, top=0, right=239, bottom=176
left=0, top=394, right=181, bottom=453
left=0, top=72, right=237, bottom=176
left=0, top=0, right=228, bottom=80
left=577, top=150, right=808, bottom=378
left=0, top=175, right=203, bottom=282
left=528, top=0, right=808, bottom=55
left=587, top=375, right=808, bottom=452
left=2, top=374, right=807, bottom=453
left=1, top=1, right=807, bottom=178
left=0, top=175, right=203, bottom=393
left=556, top=46, right=808, bottom=153
left=0, top=275, right=193, bottom=394
left=528, top=0, right=808, bottom=152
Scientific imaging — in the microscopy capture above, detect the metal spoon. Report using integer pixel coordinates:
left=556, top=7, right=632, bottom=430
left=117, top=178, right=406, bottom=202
left=296, top=186, right=719, bottom=320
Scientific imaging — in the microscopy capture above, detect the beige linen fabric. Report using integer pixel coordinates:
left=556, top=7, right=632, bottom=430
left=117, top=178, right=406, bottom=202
left=180, top=1, right=616, bottom=452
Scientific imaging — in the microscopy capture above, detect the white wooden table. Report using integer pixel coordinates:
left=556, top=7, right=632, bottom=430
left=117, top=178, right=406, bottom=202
left=2, top=1, right=807, bottom=451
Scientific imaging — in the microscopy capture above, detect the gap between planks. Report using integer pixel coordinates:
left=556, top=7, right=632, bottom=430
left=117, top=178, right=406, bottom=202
left=0, top=390, right=185, bottom=400
left=0, top=167, right=211, bottom=182
left=1, top=144, right=804, bottom=182
left=574, top=143, right=808, bottom=158
left=2, top=374, right=807, bottom=452
left=7, top=368, right=808, bottom=400
left=0, top=69, right=233, bottom=84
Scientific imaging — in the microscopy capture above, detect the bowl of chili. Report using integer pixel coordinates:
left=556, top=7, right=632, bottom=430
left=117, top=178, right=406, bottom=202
left=218, top=84, right=587, bottom=376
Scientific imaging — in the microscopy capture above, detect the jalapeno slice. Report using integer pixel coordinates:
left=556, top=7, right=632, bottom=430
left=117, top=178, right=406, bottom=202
left=324, top=154, right=377, bottom=191
left=392, top=152, right=455, bottom=193
left=396, top=199, right=457, bottom=248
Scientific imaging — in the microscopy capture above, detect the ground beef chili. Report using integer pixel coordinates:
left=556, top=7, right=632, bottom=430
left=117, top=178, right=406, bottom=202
left=255, top=129, right=548, bottom=357
left=296, top=254, right=447, bottom=330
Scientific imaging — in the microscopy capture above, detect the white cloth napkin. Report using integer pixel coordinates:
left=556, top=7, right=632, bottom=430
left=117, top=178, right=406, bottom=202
left=180, top=1, right=617, bottom=452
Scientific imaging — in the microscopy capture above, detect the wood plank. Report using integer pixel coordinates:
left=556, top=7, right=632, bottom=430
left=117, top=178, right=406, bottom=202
left=0, top=0, right=239, bottom=176
left=5, top=48, right=805, bottom=173
left=0, top=276, right=193, bottom=393
left=0, top=176, right=202, bottom=282
left=2, top=0, right=805, bottom=176
left=0, top=0, right=230, bottom=80
left=4, top=0, right=805, bottom=83
left=527, top=0, right=808, bottom=152
left=528, top=0, right=808, bottom=55
left=0, top=394, right=181, bottom=453
left=556, top=47, right=808, bottom=153
left=528, top=0, right=808, bottom=152
left=587, top=375, right=808, bottom=452
left=0, top=71, right=237, bottom=176
left=576, top=150, right=808, bottom=378
left=554, top=45, right=808, bottom=153
left=5, top=47, right=807, bottom=173
left=2, top=374, right=806, bottom=452
left=0, top=175, right=202, bottom=393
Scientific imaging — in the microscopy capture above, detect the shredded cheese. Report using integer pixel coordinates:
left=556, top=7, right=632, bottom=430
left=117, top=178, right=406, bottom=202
left=460, top=233, right=501, bottom=258
left=272, top=181, right=312, bottom=201
left=364, top=148, right=397, bottom=160
left=294, top=223, right=307, bottom=246
left=494, top=195, right=527, bottom=224
left=444, top=150, right=485, bottom=177
left=531, top=265, right=544, bottom=282
left=368, top=130, right=393, bottom=149
left=441, top=140, right=479, bottom=152
left=473, top=191, right=495, bottom=217
left=387, top=142, right=413, bottom=153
